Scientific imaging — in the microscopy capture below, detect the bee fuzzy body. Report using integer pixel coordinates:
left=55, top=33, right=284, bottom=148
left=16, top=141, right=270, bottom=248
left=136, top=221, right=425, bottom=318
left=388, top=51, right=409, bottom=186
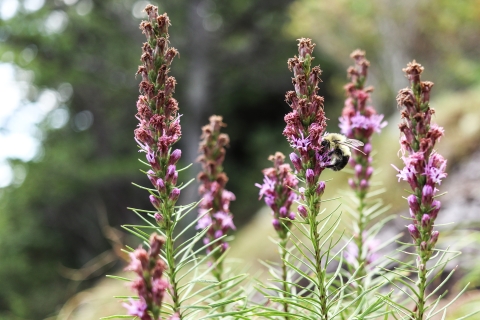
left=321, top=133, right=364, bottom=172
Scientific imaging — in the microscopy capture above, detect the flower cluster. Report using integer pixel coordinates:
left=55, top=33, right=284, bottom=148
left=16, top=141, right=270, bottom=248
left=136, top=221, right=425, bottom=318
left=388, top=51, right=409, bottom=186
left=394, top=61, right=446, bottom=260
left=339, top=50, right=387, bottom=195
left=134, top=6, right=182, bottom=225
left=123, top=233, right=169, bottom=320
left=256, top=152, right=299, bottom=238
left=283, top=38, right=330, bottom=216
left=196, top=116, right=236, bottom=256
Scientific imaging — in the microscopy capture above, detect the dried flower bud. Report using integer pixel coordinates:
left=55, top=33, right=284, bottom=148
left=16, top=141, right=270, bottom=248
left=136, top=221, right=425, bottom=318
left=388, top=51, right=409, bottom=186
left=149, top=233, right=165, bottom=257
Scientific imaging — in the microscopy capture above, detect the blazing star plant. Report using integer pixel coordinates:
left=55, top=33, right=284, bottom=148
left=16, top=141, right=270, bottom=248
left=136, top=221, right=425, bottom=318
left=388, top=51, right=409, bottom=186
left=339, top=50, right=390, bottom=313
left=256, top=152, right=298, bottom=316
left=196, top=115, right=236, bottom=307
left=392, top=61, right=452, bottom=320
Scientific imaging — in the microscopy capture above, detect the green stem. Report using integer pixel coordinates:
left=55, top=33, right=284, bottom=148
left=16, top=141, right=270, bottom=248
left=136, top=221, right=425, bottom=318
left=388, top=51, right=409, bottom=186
left=354, top=194, right=367, bottom=299
left=164, top=207, right=182, bottom=318
left=280, top=237, right=290, bottom=320
left=415, top=254, right=428, bottom=320
left=212, top=260, right=225, bottom=313
left=308, top=195, right=328, bottom=320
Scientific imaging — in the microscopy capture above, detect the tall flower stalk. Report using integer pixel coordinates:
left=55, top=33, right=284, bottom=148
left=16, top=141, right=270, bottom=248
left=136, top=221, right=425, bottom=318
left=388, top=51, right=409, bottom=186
left=283, top=38, right=331, bottom=319
left=394, top=61, right=446, bottom=319
left=256, top=152, right=298, bottom=317
left=196, top=115, right=236, bottom=306
left=339, top=50, right=386, bottom=283
left=135, top=5, right=183, bottom=316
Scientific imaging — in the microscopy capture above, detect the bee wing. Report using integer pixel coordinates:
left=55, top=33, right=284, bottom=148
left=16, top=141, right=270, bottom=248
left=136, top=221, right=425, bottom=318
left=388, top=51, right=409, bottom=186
left=345, top=139, right=364, bottom=147
left=339, top=139, right=366, bottom=155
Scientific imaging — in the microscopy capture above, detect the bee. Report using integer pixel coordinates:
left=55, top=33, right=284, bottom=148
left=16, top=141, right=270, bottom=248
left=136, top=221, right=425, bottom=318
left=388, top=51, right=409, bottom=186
left=321, top=133, right=365, bottom=171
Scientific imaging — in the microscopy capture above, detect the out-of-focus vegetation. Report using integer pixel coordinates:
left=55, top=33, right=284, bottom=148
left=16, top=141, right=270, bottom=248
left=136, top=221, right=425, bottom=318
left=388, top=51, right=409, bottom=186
left=0, top=0, right=479, bottom=319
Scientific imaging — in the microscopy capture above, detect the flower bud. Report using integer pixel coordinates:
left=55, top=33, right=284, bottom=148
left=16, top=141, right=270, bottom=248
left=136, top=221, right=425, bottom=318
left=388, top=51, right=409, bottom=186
left=156, top=178, right=166, bottom=193
left=288, top=212, right=296, bottom=220
left=147, top=170, right=157, bottom=187
left=272, top=219, right=281, bottom=231
left=407, top=195, right=420, bottom=214
left=306, top=169, right=315, bottom=186
left=420, top=241, right=428, bottom=251
left=360, top=179, right=369, bottom=190
left=363, top=143, right=372, bottom=154
left=289, top=152, right=302, bottom=172
left=221, top=242, right=229, bottom=252
left=150, top=195, right=161, bottom=209
left=348, top=178, right=356, bottom=189
left=421, top=214, right=430, bottom=228
left=430, top=200, right=441, bottom=220
left=429, top=230, right=439, bottom=246
left=214, top=230, right=223, bottom=239
left=298, top=205, right=308, bottom=218
left=279, top=206, right=288, bottom=218
left=165, top=165, right=176, bottom=183
left=365, top=166, right=374, bottom=179
left=355, top=164, right=362, bottom=177
left=154, top=213, right=164, bottom=224
left=149, top=233, right=165, bottom=257
left=169, top=188, right=180, bottom=202
left=316, top=181, right=326, bottom=196
left=409, top=208, right=416, bottom=219
left=407, top=224, right=420, bottom=241
left=172, top=171, right=178, bottom=185
left=422, top=184, right=434, bottom=205
left=169, top=149, right=182, bottom=165
left=146, top=152, right=161, bottom=171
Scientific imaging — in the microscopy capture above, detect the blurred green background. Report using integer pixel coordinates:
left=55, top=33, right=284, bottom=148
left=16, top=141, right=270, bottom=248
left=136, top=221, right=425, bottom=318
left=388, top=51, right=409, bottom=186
left=0, top=0, right=479, bottom=319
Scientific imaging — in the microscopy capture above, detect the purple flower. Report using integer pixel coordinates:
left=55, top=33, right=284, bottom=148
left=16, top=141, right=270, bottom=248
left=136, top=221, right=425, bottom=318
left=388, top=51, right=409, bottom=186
left=196, top=214, right=212, bottom=230
left=256, top=152, right=299, bottom=237
left=213, top=211, right=236, bottom=230
left=123, top=298, right=149, bottom=318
